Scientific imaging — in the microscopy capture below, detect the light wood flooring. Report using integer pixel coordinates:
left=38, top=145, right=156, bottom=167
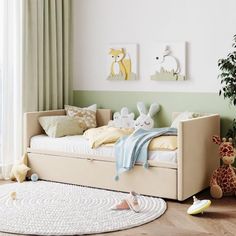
left=0, top=181, right=235, bottom=236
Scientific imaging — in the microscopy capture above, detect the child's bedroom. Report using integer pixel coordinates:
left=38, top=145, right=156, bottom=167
left=0, top=0, right=235, bottom=235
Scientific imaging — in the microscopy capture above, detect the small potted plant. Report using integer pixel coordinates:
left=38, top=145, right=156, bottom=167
left=218, top=34, right=236, bottom=145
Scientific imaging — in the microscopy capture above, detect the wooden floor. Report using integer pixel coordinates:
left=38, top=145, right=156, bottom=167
left=0, top=181, right=235, bottom=236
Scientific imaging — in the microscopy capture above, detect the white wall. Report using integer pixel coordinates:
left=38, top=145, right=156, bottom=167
left=72, top=0, right=236, bottom=92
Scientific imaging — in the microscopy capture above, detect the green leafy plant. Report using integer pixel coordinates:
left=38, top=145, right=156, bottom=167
left=226, top=119, right=236, bottom=146
left=218, top=34, right=236, bottom=105
left=218, top=35, right=236, bottom=145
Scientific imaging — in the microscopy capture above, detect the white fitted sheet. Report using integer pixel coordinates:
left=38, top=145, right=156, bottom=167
left=30, top=135, right=178, bottom=168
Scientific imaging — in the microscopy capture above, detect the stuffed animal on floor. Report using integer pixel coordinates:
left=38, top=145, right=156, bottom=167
left=210, top=135, right=236, bottom=199
left=10, top=153, right=30, bottom=183
left=134, top=102, right=160, bottom=130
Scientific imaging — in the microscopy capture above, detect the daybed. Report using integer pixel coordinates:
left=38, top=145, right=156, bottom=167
left=24, top=109, right=220, bottom=201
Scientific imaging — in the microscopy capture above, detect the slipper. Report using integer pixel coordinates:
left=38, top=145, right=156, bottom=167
left=125, top=191, right=140, bottom=213
left=110, top=199, right=130, bottom=210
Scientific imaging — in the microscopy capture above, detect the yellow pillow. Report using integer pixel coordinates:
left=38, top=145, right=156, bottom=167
left=148, top=136, right=177, bottom=151
left=83, top=126, right=108, bottom=140
left=84, top=126, right=134, bottom=148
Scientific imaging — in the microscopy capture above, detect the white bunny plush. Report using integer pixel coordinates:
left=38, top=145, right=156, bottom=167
left=134, top=102, right=160, bottom=130
left=108, top=107, right=135, bottom=128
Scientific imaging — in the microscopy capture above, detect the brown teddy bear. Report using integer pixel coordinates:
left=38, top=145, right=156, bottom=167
left=210, top=135, right=236, bottom=199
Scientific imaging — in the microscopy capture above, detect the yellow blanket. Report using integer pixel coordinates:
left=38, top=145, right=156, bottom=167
left=84, top=126, right=178, bottom=151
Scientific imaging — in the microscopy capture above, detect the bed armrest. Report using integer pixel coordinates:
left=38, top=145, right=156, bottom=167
left=24, top=110, right=66, bottom=152
left=177, top=114, right=220, bottom=200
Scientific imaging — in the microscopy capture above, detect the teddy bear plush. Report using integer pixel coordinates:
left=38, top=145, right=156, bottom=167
left=210, top=135, right=236, bottom=199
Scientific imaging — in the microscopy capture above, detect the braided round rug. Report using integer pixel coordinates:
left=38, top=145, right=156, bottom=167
left=0, top=181, right=167, bottom=235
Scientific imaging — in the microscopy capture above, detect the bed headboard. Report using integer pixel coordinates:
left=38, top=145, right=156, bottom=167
left=24, top=109, right=112, bottom=152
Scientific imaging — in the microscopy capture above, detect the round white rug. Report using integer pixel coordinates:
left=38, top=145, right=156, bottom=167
left=0, top=181, right=166, bottom=235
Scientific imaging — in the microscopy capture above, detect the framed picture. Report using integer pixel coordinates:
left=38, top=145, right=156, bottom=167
left=150, top=42, right=186, bottom=81
left=107, top=44, right=138, bottom=80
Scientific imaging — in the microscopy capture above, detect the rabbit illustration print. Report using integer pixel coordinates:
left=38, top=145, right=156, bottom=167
left=150, top=42, right=186, bottom=81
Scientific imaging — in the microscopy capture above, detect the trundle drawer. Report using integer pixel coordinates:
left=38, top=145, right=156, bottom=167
left=28, top=152, right=177, bottom=199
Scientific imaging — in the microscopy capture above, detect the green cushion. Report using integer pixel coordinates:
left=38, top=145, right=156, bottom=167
left=39, top=116, right=84, bottom=138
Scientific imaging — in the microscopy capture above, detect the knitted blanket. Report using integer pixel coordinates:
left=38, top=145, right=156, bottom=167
left=114, top=127, right=177, bottom=180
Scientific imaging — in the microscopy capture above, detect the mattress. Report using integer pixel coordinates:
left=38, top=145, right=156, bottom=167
left=29, top=135, right=178, bottom=168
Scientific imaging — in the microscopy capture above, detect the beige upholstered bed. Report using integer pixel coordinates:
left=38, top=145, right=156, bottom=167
left=24, top=109, right=220, bottom=201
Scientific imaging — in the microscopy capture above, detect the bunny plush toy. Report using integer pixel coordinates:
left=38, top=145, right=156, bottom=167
left=134, top=102, right=160, bottom=130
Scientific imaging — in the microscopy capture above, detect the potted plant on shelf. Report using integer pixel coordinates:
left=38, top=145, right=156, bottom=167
left=218, top=34, right=236, bottom=145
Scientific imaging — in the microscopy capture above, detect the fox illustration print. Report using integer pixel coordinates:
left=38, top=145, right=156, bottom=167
left=109, top=48, right=131, bottom=80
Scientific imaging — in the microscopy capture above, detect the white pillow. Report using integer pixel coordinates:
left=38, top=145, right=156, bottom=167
left=171, top=111, right=194, bottom=129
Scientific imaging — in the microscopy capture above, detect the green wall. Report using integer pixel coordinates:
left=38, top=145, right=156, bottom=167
left=73, top=90, right=236, bottom=136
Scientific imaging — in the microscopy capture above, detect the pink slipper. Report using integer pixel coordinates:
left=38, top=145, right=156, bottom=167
left=125, top=191, right=140, bottom=213
left=110, top=199, right=130, bottom=210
